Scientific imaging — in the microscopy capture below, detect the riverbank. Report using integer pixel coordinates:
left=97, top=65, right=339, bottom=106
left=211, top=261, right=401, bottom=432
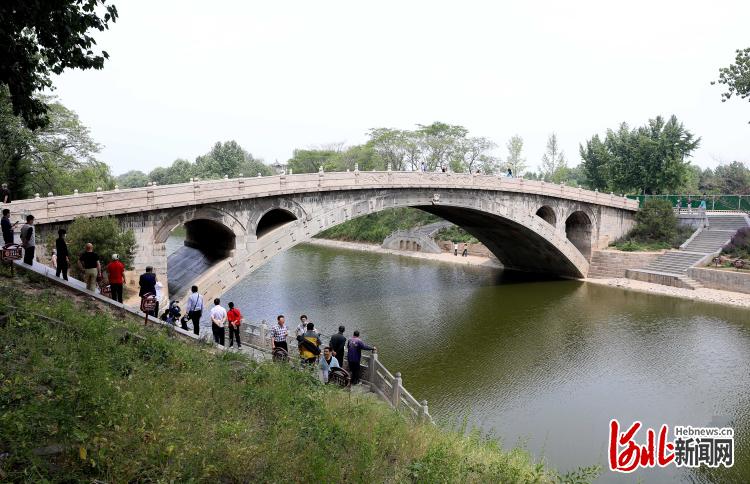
left=584, top=276, right=750, bottom=309
left=308, top=237, right=503, bottom=269
left=0, top=268, right=573, bottom=482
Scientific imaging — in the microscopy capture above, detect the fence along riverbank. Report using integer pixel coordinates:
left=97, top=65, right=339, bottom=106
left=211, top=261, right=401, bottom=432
left=7, top=259, right=431, bottom=423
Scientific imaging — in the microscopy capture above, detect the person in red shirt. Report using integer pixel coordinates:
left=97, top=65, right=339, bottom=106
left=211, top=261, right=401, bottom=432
left=106, top=253, right=126, bottom=303
left=227, top=301, right=242, bottom=349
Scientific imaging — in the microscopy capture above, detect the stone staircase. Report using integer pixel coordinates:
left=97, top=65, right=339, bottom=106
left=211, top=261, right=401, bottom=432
left=626, top=214, right=749, bottom=289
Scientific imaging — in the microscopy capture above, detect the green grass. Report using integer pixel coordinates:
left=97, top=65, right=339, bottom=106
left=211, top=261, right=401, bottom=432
left=609, top=226, right=694, bottom=252
left=0, top=269, right=598, bottom=482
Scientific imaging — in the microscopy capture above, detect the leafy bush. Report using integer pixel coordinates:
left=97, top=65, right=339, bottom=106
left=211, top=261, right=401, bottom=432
left=631, top=199, right=677, bottom=241
left=65, top=216, right=137, bottom=275
left=317, top=207, right=440, bottom=243
left=436, top=225, right=479, bottom=243
left=722, top=227, right=750, bottom=259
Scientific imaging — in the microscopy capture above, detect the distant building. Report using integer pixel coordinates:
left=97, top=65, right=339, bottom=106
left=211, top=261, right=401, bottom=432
left=270, top=160, right=288, bottom=175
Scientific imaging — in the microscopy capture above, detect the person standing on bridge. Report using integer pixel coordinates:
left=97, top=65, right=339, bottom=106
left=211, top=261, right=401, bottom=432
left=2, top=209, right=18, bottom=245
left=20, top=215, right=35, bottom=265
left=329, top=325, right=347, bottom=365
left=347, top=331, right=375, bottom=385
left=79, top=243, right=101, bottom=291
left=210, top=298, right=227, bottom=346
left=186, top=286, right=204, bottom=335
left=1, top=183, right=11, bottom=204
left=271, top=315, right=289, bottom=353
left=227, top=301, right=242, bottom=349
left=106, top=254, right=126, bottom=303
left=55, top=229, right=69, bottom=280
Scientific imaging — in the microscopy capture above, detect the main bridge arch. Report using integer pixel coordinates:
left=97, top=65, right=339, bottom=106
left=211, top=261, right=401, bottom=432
left=182, top=188, right=611, bottom=304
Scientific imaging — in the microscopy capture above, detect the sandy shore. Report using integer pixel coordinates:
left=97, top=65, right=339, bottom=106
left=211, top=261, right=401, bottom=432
left=305, top=238, right=503, bottom=269
left=583, top=277, right=750, bottom=309
left=307, top=238, right=750, bottom=309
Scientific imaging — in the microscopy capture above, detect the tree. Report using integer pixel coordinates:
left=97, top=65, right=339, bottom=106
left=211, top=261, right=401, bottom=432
left=0, top=86, right=32, bottom=198
left=0, top=0, right=118, bottom=129
left=579, top=134, right=610, bottom=190
left=631, top=199, right=678, bottom=242
left=713, top=47, right=750, bottom=123
left=367, top=128, right=408, bottom=170
left=287, top=148, right=338, bottom=173
left=541, top=133, right=567, bottom=183
left=196, top=141, right=263, bottom=178
left=416, top=122, right=468, bottom=171
left=115, top=170, right=149, bottom=188
left=505, top=135, right=527, bottom=177
left=453, top=136, right=497, bottom=173
left=712, top=161, right=750, bottom=194
left=580, top=115, right=699, bottom=194
left=65, top=216, right=136, bottom=277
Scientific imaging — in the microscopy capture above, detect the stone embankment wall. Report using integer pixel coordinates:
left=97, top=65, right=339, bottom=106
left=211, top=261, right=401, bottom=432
left=687, top=267, right=750, bottom=294
left=588, top=250, right=663, bottom=279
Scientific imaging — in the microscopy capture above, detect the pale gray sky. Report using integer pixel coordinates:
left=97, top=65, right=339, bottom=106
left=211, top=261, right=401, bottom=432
left=53, top=0, right=749, bottom=176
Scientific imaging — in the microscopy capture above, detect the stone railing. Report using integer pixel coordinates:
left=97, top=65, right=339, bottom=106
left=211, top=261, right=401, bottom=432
left=241, top=320, right=431, bottom=422
left=3, top=171, right=639, bottom=224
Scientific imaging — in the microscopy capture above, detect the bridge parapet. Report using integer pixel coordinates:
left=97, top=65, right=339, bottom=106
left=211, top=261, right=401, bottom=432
left=3, top=171, right=638, bottom=224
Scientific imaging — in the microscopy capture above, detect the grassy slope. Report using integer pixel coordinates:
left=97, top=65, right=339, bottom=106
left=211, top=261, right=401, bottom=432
left=0, top=269, right=593, bottom=483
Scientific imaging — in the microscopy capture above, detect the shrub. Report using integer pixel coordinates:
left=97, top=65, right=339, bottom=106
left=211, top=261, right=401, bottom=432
left=66, top=216, right=137, bottom=276
left=631, top=199, right=677, bottom=241
left=722, top=227, right=750, bottom=259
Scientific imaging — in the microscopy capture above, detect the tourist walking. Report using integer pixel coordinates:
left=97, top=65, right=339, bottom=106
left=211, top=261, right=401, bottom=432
left=78, top=243, right=101, bottom=291
left=185, top=285, right=204, bottom=335
left=55, top=229, right=69, bottom=280
left=1, top=209, right=16, bottom=245
left=295, top=314, right=309, bottom=338
left=106, top=254, right=126, bottom=303
left=420, top=161, right=427, bottom=172
left=271, top=315, right=289, bottom=352
left=210, top=298, right=227, bottom=346
left=20, top=215, right=35, bottom=265
left=506, top=168, right=513, bottom=178
left=461, top=242, right=468, bottom=257
left=347, top=330, right=375, bottom=385
left=319, top=346, right=340, bottom=383
left=329, top=325, right=347, bottom=364
left=138, top=266, right=157, bottom=315
left=298, top=322, right=321, bottom=364
left=453, top=242, right=458, bottom=256
left=227, top=302, right=242, bottom=349
left=1, top=183, right=10, bottom=204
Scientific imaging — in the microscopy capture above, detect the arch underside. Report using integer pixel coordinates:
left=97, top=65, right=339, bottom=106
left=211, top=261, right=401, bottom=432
left=417, top=205, right=583, bottom=278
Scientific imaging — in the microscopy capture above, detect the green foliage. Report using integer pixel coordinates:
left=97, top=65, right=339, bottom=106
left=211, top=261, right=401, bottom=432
left=0, top=278, right=577, bottom=483
left=146, top=141, right=272, bottom=185
left=318, top=208, right=440, bottom=243
left=722, top=227, right=750, bottom=260
left=65, top=217, right=136, bottom=274
left=505, top=135, right=527, bottom=177
left=0, top=91, right=114, bottom=198
left=0, top=0, right=118, bottom=129
left=713, top=47, right=750, bottom=123
left=541, top=133, right=567, bottom=182
left=610, top=199, right=693, bottom=251
left=115, top=170, right=149, bottom=188
left=435, top=226, right=479, bottom=243
left=580, top=115, right=700, bottom=194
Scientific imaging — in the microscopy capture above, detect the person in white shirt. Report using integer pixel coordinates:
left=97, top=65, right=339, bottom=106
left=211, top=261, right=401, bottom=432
left=185, top=285, right=204, bottom=336
left=295, top=314, right=310, bottom=337
left=210, top=298, right=227, bottom=346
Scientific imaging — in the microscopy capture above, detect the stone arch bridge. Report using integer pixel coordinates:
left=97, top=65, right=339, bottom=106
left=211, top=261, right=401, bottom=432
left=9, top=171, right=638, bottom=304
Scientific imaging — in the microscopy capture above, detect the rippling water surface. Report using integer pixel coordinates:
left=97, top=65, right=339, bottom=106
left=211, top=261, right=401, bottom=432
left=174, top=239, right=750, bottom=482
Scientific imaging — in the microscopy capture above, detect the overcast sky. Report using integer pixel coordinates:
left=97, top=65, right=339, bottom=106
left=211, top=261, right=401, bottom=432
left=53, top=0, right=749, bottom=176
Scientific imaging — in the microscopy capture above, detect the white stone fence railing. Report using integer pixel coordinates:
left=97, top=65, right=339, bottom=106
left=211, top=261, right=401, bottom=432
left=2, top=170, right=639, bottom=224
left=241, top=320, right=431, bottom=423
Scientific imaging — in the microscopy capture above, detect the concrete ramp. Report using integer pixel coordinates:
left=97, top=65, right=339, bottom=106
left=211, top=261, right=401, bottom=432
left=167, top=245, right=225, bottom=297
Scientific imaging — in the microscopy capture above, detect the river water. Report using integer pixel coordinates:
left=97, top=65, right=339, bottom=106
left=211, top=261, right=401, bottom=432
left=170, top=238, right=750, bottom=482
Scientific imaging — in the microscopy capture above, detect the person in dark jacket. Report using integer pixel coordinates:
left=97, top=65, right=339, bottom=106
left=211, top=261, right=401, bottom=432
left=55, top=229, right=69, bottom=280
left=347, top=330, right=376, bottom=385
left=329, top=325, right=347, bottom=365
left=138, top=266, right=158, bottom=316
left=2, top=208, right=17, bottom=245
left=0, top=183, right=10, bottom=204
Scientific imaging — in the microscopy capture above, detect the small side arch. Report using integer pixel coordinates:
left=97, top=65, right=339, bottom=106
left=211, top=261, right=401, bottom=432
left=536, top=205, right=556, bottom=226
left=565, top=210, right=592, bottom=258
left=256, top=208, right=298, bottom=238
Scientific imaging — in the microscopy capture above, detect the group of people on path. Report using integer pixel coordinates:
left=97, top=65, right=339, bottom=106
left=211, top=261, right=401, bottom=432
left=270, top=315, right=375, bottom=384
left=453, top=241, right=469, bottom=257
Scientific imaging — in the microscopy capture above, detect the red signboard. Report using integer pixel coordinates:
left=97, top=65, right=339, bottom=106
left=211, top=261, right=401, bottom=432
left=1, top=244, right=23, bottom=262
left=140, top=294, right=157, bottom=312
